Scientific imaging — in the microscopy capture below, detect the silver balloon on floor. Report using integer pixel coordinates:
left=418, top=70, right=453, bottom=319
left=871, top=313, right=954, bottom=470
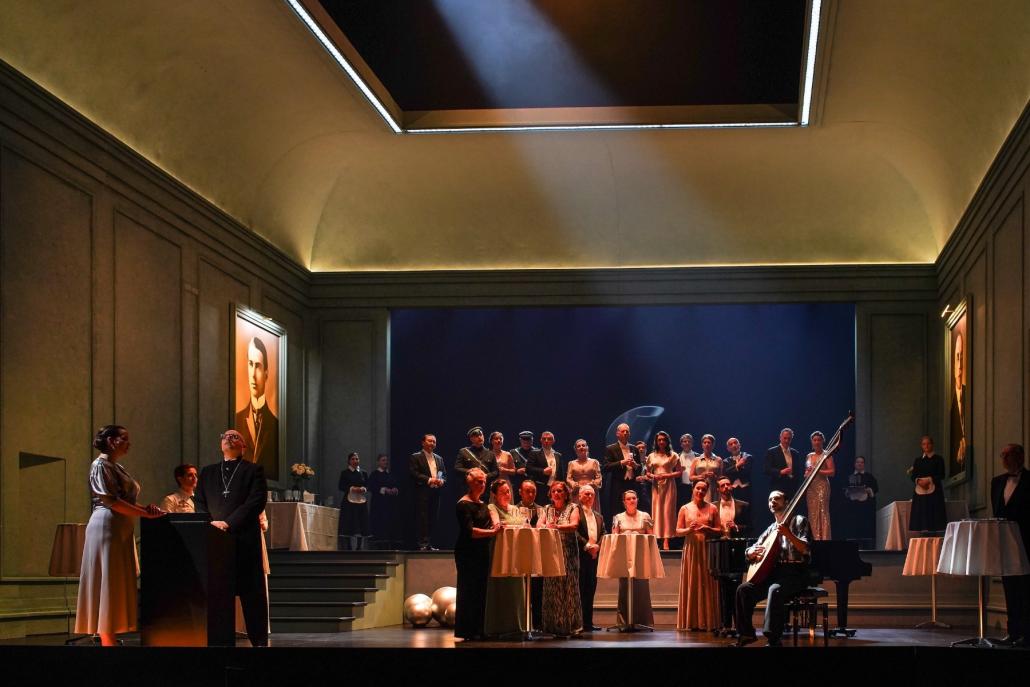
left=403, top=593, right=434, bottom=627
left=431, top=586, right=457, bottom=626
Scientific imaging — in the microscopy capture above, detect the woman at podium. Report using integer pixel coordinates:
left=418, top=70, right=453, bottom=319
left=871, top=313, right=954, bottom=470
left=76, top=425, right=164, bottom=646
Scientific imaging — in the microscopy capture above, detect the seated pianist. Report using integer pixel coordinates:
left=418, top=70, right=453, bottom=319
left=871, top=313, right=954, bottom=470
left=733, top=490, right=811, bottom=647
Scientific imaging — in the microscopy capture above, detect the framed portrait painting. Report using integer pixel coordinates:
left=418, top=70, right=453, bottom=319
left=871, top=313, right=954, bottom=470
left=945, top=298, right=969, bottom=487
left=232, top=306, right=287, bottom=483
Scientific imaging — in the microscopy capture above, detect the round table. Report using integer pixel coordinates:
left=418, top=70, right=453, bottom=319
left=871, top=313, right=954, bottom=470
left=490, top=526, right=566, bottom=639
left=902, top=536, right=949, bottom=629
left=597, top=533, right=665, bottom=631
left=937, top=519, right=1030, bottom=647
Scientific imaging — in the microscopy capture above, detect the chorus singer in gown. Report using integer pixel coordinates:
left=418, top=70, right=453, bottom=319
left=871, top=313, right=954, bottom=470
left=76, top=426, right=164, bottom=646
left=566, top=438, right=602, bottom=496
left=733, top=491, right=811, bottom=647
left=645, top=431, right=683, bottom=550
left=539, top=481, right=582, bottom=637
left=490, top=431, right=519, bottom=496
left=611, top=490, right=655, bottom=627
left=195, top=429, right=269, bottom=647
left=804, top=431, right=834, bottom=540
left=675, top=480, right=720, bottom=630
left=454, top=468, right=500, bottom=641
left=909, top=435, right=947, bottom=532
left=991, top=444, right=1030, bottom=647
left=577, top=485, right=605, bottom=632
left=677, top=434, right=697, bottom=509
left=484, top=479, right=527, bottom=638
left=765, top=428, right=800, bottom=501
left=690, top=434, right=722, bottom=503
left=603, top=423, right=642, bottom=521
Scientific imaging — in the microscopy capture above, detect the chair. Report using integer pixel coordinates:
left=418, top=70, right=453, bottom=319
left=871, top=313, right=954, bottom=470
left=785, top=586, right=829, bottom=646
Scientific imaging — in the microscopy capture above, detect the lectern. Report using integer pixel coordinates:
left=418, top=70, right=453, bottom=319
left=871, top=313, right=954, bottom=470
left=140, top=513, right=235, bottom=646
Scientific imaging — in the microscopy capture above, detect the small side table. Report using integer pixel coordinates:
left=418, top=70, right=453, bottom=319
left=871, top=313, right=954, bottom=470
left=902, top=536, right=950, bottom=629
left=937, top=519, right=1030, bottom=648
left=597, top=533, right=665, bottom=632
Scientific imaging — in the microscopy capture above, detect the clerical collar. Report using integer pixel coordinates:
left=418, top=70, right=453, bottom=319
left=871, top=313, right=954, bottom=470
left=251, top=395, right=266, bottom=411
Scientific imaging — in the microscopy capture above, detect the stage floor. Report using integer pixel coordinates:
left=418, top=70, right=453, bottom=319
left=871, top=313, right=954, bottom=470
left=1, top=626, right=1026, bottom=687
left=0, top=625, right=977, bottom=648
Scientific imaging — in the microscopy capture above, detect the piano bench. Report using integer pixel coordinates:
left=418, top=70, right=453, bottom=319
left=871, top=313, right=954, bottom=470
left=786, top=587, right=830, bottom=647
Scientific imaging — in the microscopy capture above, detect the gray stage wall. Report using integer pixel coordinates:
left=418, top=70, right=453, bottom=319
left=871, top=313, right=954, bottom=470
left=2, top=59, right=1025, bottom=637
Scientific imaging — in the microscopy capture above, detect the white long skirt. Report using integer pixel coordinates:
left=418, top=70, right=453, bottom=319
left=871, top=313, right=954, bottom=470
left=75, top=507, right=138, bottom=635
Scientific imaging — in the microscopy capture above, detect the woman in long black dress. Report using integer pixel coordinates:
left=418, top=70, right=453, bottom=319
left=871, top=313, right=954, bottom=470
left=367, top=453, right=400, bottom=549
left=454, top=468, right=501, bottom=641
left=909, top=436, right=947, bottom=532
left=338, top=452, right=370, bottom=550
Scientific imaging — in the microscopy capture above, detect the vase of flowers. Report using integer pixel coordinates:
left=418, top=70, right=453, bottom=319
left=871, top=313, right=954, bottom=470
left=290, top=462, right=315, bottom=500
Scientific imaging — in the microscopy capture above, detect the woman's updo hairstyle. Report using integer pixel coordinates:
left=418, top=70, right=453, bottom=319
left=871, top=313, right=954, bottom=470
left=93, top=425, right=126, bottom=452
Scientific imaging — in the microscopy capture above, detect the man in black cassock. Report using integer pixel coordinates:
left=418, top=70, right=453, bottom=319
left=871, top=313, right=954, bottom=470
left=195, top=429, right=269, bottom=647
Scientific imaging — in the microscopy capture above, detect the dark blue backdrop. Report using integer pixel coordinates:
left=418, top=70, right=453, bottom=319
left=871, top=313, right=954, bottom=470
left=388, top=303, right=856, bottom=548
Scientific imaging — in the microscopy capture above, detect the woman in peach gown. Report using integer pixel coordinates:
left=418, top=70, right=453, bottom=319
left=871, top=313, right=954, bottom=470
left=675, top=480, right=720, bottom=631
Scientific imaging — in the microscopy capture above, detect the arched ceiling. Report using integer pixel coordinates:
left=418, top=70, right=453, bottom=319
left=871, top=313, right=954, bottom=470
left=2, top=1, right=1028, bottom=271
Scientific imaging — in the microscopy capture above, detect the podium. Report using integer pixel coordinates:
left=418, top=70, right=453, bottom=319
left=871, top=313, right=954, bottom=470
left=140, top=514, right=235, bottom=646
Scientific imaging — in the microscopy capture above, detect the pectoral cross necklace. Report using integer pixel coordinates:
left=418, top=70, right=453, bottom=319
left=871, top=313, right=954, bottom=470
left=222, top=460, right=241, bottom=498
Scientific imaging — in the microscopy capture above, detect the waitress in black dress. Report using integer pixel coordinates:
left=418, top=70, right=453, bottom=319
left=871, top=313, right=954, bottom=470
left=909, top=436, right=947, bottom=532
left=454, top=467, right=501, bottom=641
left=338, top=452, right=370, bottom=550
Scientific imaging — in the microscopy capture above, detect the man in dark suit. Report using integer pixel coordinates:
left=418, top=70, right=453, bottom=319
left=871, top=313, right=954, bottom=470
left=526, top=430, right=562, bottom=505
left=764, top=428, right=800, bottom=501
left=724, top=437, right=753, bottom=506
left=409, top=433, right=445, bottom=551
left=992, top=443, right=1030, bottom=646
left=195, top=429, right=269, bottom=647
left=603, top=423, right=642, bottom=522
left=235, top=336, right=279, bottom=479
left=576, top=484, right=606, bottom=631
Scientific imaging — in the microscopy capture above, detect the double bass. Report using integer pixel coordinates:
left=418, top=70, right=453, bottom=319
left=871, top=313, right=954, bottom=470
left=743, top=412, right=854, bottom=585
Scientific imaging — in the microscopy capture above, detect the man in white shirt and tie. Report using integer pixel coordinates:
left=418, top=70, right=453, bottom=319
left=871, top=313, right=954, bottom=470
left=409, top=434, right=446, bottom=551
left=603, top=423, right=642, bottom=521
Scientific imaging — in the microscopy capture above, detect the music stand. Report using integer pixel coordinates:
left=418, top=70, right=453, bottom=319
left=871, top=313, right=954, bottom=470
left=937, top=519, right=1030, bottom=647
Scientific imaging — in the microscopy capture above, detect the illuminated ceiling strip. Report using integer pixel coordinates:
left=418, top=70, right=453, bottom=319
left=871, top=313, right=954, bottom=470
left=285, top=0, right=403, bottom=133
left=407, top=121, right=799, bottom=134
left=288, top=0, right=820, bottom=134
left=800, top=0, right=822, bottom=126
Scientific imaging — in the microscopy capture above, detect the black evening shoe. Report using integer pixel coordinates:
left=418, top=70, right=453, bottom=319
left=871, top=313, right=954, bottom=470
left=731, top=635, right=757, bottom=647
left=765, top=636, right=783, bottom=647
left=998, top=634, right=1022, bottom=646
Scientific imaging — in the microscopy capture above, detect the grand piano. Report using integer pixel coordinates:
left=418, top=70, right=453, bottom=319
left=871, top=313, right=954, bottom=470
left=708, top=538, right=872, bottom=638
left=810, top=539, right=872, bottom=637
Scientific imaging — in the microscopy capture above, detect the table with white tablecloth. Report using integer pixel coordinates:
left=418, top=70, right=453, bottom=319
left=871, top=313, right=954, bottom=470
left=598, top=533, right=665, bottom=631
left=266, top=502, right=340, bottom=551
left=876, top=499, right=968, bottom=550
left=491, top=527, right=566, bottom=578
